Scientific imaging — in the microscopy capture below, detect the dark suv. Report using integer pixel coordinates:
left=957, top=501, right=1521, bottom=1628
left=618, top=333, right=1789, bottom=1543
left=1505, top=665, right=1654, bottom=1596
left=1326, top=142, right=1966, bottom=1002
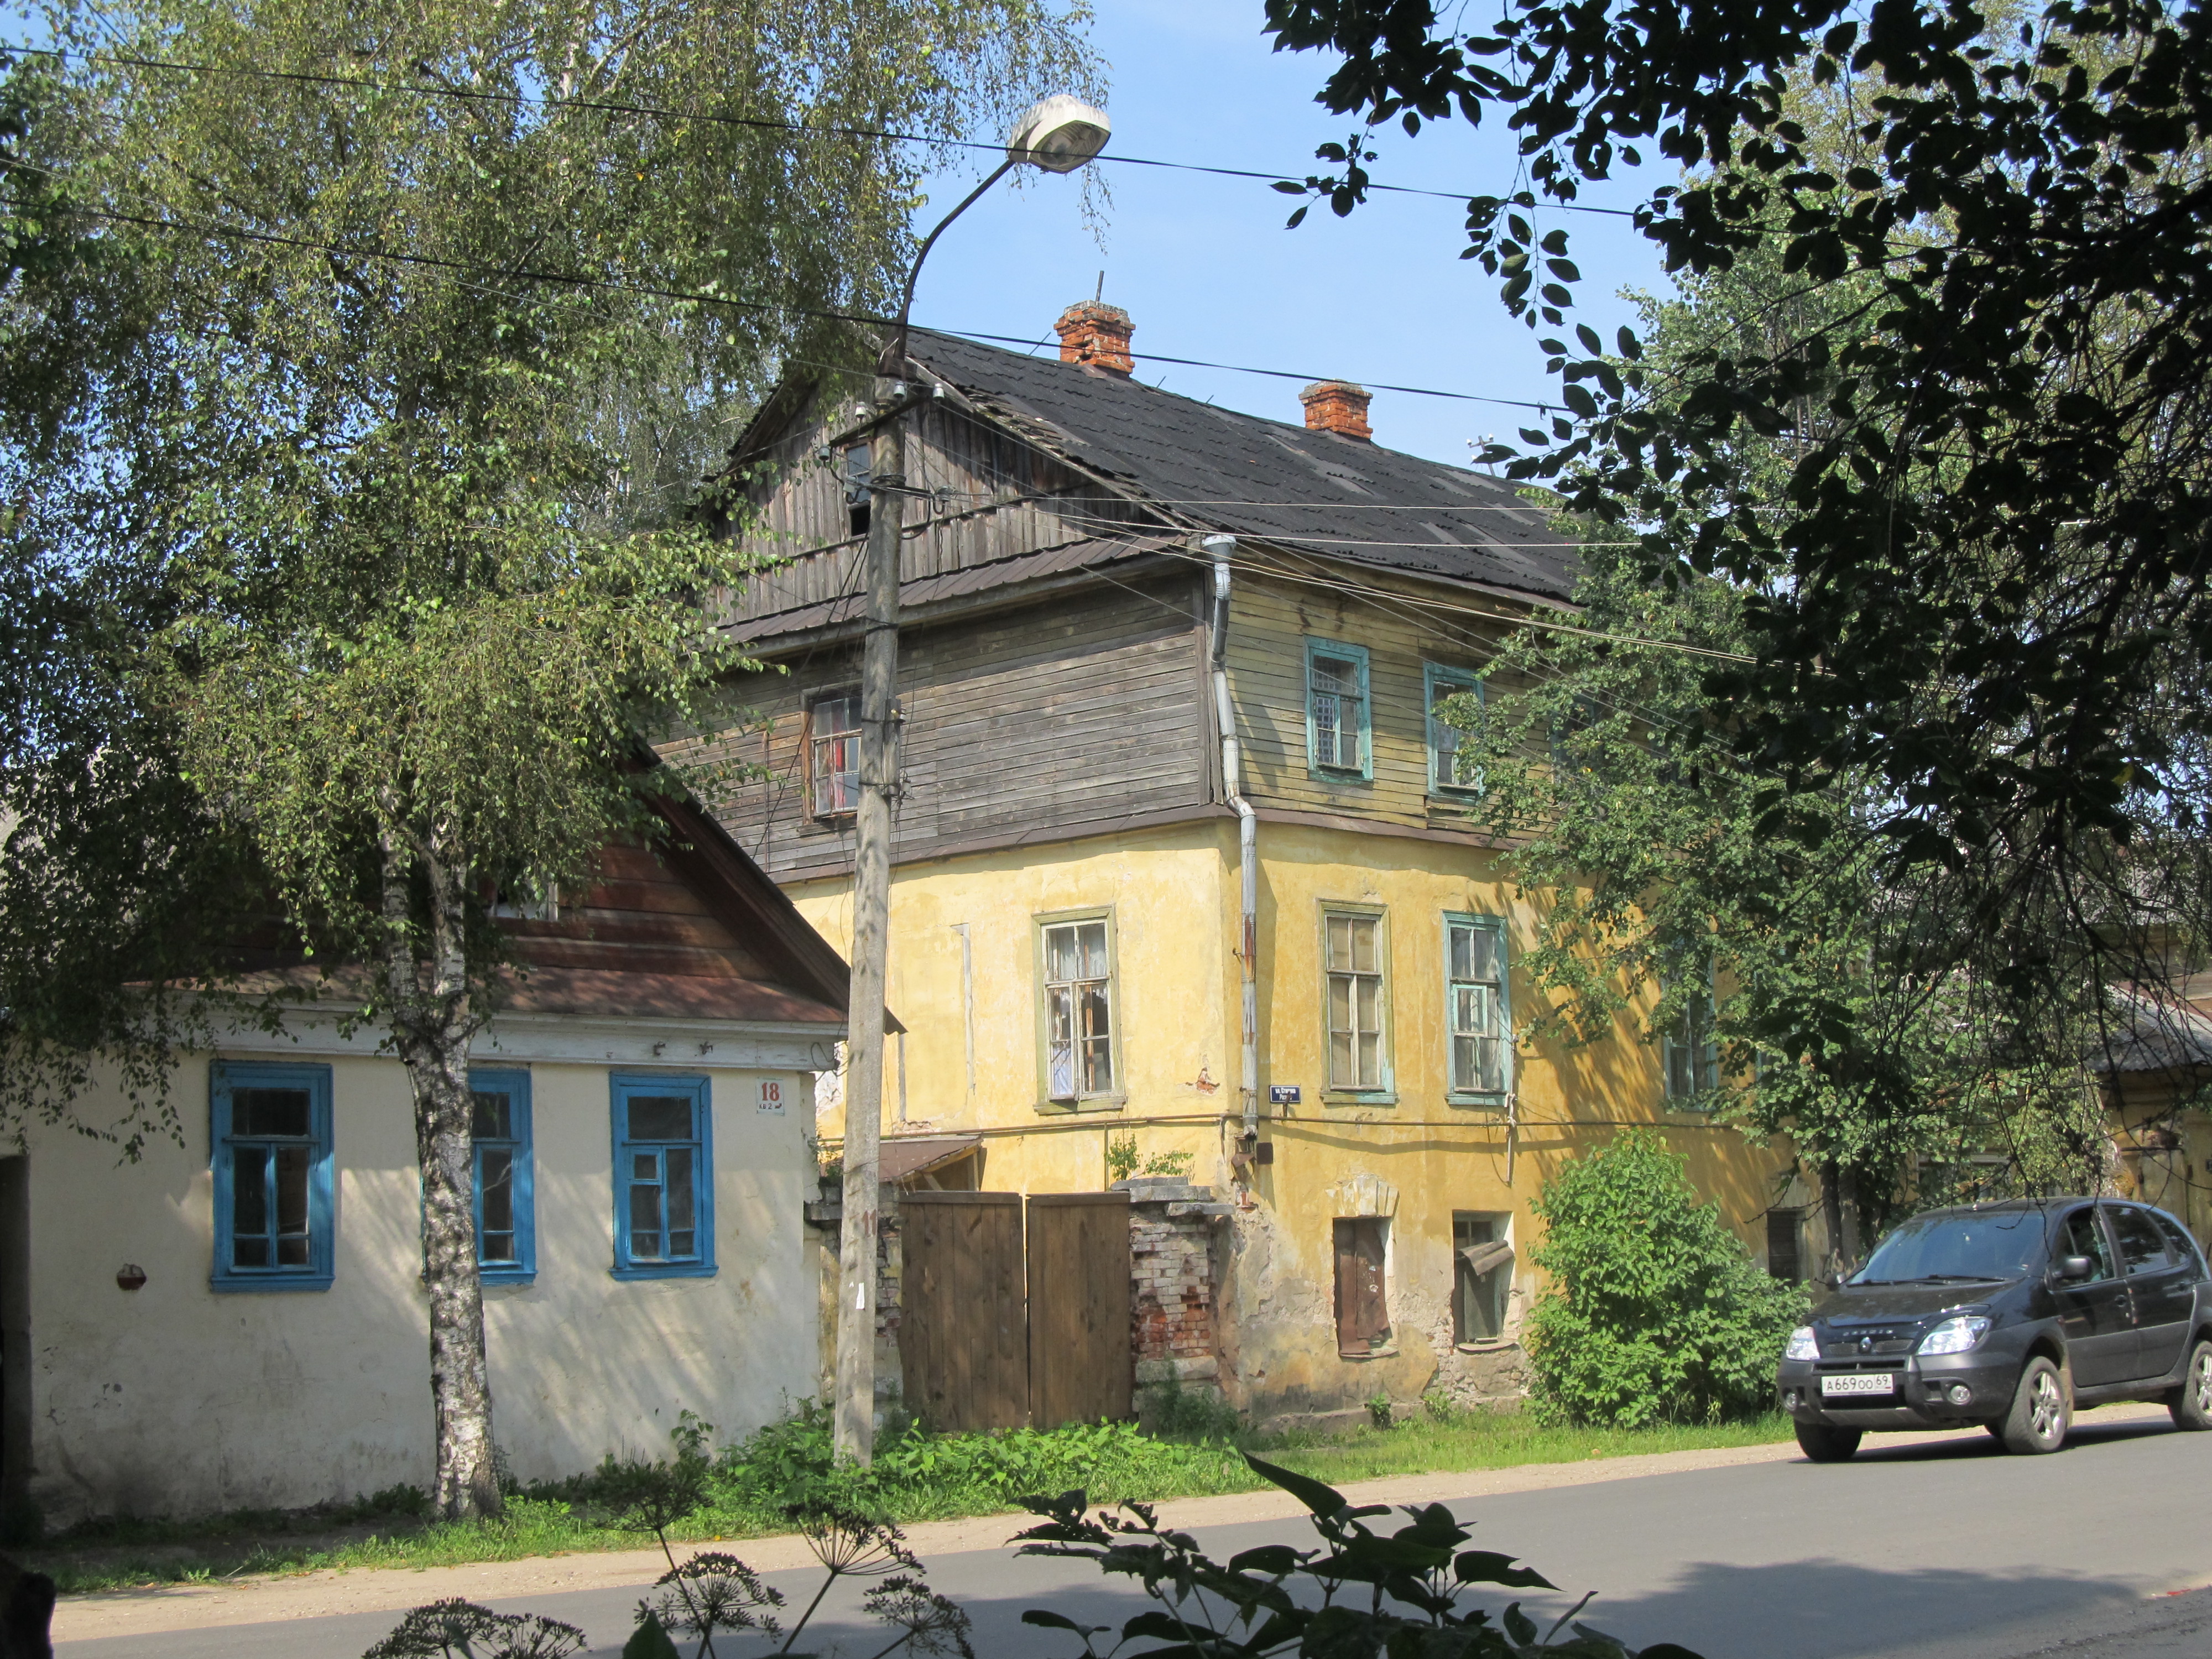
left=1775, top=1197, right=2212, bottom=1460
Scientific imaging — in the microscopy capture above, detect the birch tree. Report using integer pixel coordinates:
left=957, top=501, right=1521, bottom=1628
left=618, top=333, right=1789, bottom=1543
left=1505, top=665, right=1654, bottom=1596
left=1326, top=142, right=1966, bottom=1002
left=4, top=0, right=1100, bottom=1519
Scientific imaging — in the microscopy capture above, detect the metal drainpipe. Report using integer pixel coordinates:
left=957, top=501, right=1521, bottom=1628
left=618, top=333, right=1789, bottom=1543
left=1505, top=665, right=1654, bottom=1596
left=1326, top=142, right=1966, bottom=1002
left=1206, top=534, right=1261, bottom=1144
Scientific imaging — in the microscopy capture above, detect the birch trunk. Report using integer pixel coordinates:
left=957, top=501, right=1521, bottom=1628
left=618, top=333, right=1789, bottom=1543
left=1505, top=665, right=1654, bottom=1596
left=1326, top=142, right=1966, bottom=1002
left=382, top=828, right=503, bottom=1521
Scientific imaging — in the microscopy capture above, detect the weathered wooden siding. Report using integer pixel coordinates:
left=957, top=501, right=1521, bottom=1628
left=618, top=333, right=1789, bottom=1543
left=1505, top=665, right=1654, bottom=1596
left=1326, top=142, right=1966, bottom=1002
left=691, top=577, right=1211, bottom=883
left=503, top=842, right=776, bottom=980
left=728, top=397, right=1161, bottom=631
left=1224, top=571, right=1524, bottom=830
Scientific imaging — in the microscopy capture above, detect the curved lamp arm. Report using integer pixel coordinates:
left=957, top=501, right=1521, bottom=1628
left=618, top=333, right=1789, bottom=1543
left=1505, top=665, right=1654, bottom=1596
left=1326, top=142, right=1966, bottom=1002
left=886, top=157, right=1018, bottom=374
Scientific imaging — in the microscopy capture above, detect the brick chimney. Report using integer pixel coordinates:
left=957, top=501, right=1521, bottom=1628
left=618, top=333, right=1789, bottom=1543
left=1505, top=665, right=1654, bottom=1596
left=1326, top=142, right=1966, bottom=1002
left=1055, top=301, right=1135, bottom=375
left=1300, top=380, right=1373, bottom=441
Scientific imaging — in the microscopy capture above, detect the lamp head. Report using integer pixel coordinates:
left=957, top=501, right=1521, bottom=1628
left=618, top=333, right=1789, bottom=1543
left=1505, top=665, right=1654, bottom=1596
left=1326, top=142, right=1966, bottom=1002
left=1007, top=95, right=1111, bottom=174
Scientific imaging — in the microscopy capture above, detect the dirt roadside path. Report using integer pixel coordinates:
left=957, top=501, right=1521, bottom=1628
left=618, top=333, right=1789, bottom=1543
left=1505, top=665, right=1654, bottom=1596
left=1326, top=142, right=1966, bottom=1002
left=56, top=1408, right=2168, bottom=1646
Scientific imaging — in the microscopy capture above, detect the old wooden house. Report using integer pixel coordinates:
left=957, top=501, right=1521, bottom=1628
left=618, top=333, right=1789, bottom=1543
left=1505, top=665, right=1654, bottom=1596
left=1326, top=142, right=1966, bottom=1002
left=681, top=303, right=1801, bottom=1426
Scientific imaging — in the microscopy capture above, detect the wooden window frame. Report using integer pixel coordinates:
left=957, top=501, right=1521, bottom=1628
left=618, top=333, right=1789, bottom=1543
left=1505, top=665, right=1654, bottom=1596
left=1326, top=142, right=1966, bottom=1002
left=469, top=1069, right=536, bottom=1286
left=1662, top=957, right=1720, bottom=1108
left=1424, top=663, right=1484, bottom=797
left=610, top=1073, right=716, bottom=1280
left=805, top=689, right=862, bottom=822
left=210, top=1060, right=335, bottom=1292
left=1443, top=912, right=1511, bottom=1105
left=1320, top=904, right=1394, bottom=1103
left=1034, top=906, right=1124, bottom=1112
left=1452, top=1212, right=1515, bottom=1346
left=1333, top=1216, right=1393, bottom=1357
left=1304, top=638, right=1373, bottom=782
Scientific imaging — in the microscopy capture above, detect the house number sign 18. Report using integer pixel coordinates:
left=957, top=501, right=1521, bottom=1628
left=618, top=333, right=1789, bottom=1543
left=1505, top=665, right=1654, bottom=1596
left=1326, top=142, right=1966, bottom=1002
left=758, top=1079, right=786, bottom=1115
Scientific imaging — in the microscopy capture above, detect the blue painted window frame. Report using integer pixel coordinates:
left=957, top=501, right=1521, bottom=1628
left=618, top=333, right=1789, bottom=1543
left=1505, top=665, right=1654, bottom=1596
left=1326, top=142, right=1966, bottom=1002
left=1425, top=664, right=1484, bottom=796
left=469, top=1070, right=536, bottom=1285
left=1304, top=638, right=1373, bottom=781
left=610, top=1073, right=716, bottom=1280
left=210, top=1060, right=335, bottom=1292
left=1443, top=912, right=1512, bottom=1104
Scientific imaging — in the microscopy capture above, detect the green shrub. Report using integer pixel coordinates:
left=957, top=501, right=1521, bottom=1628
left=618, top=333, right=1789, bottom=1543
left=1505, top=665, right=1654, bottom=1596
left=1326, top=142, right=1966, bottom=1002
left=1524, top=1130, right=1808, bottom=1428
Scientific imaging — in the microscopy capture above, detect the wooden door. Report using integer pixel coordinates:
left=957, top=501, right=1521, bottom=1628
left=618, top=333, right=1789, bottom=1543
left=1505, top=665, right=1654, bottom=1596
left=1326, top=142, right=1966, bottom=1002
left=1027, top=1191, right=1133, bottom=1428
left=899, top=1192, right=1027, bottom=1432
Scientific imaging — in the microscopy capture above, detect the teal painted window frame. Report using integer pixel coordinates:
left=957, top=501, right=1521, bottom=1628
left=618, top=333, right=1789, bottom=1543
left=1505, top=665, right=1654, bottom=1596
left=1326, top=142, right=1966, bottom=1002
left=1662, top=959, right=1721, bottom=1108
left=1443, top=912, right=1511, bottom=1104
left=469, top=1070, right=536, bottom=1285
left=611, top=1073, right=716, bottom=1280
left=1321, top=904, right=1395, bottom=1103
left=1305, top=638, right=1373, bottom=782
left=1425, top=664, right=1484, bottom=796
left=210, top=1060, right=335, bottom=1292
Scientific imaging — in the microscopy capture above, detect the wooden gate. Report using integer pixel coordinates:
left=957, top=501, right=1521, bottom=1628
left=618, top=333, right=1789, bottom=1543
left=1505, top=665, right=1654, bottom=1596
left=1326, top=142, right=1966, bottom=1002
left=899, top=1192, right=1027, bottom=1432
left=1027, top=1191, right=1133, bottom=1428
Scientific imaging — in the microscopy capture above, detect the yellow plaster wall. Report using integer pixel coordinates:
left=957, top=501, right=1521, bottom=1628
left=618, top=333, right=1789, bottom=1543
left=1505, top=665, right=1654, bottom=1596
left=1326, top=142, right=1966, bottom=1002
left=789, top=817, right=1242, bottom=1195
left=789, top=812, right=1795, bottom=1422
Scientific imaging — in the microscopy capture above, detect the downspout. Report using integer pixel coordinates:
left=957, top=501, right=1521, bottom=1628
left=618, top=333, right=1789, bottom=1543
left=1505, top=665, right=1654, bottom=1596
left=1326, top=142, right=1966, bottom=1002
left=1206, top=534, right=1260, bottom=1144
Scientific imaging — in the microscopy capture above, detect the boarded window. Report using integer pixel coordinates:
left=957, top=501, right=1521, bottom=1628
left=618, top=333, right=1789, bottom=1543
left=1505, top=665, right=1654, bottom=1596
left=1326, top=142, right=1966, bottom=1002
left=1326, top=912, right=1385, bottom=1091
left=1766, top=1208, right=1802, bottom=1282
left=1334, top=1217, right=1390, bottom=1355
left=1042, top=918, right=1114, bottom=1099
left=1453, top=1213, right=1512, bottom=1342
left=1446, top=915, right=1509, bottom=1095
left=810, top=695, right=860, bottom=818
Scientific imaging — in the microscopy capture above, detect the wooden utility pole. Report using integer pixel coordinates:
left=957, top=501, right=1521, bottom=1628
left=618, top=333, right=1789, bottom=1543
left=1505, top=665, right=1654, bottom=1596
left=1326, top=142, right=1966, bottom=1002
left=834, top=380, right=906, bottom=1465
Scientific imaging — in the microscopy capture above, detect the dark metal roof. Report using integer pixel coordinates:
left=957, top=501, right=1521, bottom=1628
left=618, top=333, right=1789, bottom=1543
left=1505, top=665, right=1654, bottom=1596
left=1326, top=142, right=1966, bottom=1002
left=907, top=330, right=1578, bottom=604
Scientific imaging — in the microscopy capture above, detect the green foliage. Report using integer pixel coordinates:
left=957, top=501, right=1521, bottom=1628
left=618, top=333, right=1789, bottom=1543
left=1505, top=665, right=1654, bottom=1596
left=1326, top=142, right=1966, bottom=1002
left=1011, top=1455, right=1704, bottom=1658
left=1264, top=0, right=2212, bottom=1109
left=1137, top=1372, right=1244, bottom=1442
left=1365, top=1393, right=1395, bottom=1430
left=1106, top=1135, right=1193, bottom=1183
left=1524, top=1134, right=1808, bottom=1429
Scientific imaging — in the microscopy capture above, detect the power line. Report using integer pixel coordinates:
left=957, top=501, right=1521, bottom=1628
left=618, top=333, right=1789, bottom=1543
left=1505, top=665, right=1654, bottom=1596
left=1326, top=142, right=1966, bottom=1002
left=50, top=194, right=1567, bottom=412
left=7, top=41, right=1638, bottom=220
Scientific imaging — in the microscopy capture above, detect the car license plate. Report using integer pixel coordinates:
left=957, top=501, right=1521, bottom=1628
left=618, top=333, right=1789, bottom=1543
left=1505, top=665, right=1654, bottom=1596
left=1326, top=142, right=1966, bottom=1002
left=1820, top=1373, right=1896, bottom=1397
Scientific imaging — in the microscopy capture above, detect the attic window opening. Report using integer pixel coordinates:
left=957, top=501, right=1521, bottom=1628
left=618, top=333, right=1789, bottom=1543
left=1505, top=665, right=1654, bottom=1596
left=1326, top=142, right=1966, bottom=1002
left=845, top=444, right=872, bottom=537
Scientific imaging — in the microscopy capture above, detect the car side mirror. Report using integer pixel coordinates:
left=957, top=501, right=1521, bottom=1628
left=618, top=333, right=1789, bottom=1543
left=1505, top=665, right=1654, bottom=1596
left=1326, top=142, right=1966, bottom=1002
left=2057, top=1254, right=2094, bottom=1281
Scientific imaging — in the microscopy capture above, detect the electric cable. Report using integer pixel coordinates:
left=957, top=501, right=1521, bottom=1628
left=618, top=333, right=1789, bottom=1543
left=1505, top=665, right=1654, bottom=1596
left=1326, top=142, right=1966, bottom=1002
left=6, top=41, right=1639, bottom=218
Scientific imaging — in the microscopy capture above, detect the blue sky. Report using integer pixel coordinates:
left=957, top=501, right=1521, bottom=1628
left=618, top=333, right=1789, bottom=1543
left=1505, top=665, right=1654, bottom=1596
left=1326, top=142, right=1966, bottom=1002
left=907, top=1, right=1674, bottom=469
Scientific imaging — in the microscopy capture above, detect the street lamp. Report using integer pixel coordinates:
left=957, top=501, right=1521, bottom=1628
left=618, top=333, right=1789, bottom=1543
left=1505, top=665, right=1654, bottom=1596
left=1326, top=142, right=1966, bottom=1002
left=835, top=94, right=1110, bottom=1466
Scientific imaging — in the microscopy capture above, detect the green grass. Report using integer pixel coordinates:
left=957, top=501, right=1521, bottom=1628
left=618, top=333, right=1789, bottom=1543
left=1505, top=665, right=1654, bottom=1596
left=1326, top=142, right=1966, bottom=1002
left=28, top=1404, right=1793, bottom=1596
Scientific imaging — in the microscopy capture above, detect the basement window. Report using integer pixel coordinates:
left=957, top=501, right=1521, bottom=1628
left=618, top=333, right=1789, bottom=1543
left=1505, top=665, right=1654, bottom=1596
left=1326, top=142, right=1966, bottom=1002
left=1453, top=1213, right=1513, bottom=1344
left=808, top=693, right=861, bottom=820
left=1334, top=1217, right=1392, bottom=1356
left=1766, top=1207, right=1803, bottom=1282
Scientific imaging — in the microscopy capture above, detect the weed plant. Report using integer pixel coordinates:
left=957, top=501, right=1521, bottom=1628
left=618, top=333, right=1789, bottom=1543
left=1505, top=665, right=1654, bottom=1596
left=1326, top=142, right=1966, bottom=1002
left=26, top=1401, right=1790, bottom=1595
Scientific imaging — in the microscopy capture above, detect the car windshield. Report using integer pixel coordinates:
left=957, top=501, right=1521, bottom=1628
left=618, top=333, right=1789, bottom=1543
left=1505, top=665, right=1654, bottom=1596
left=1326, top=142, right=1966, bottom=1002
left=1851, top=1210, right=2047, bottom=1285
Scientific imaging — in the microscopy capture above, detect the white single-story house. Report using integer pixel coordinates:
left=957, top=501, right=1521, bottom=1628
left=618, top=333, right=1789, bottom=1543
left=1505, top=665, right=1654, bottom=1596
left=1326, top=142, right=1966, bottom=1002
left=7, top=795, right=850, bottom=1522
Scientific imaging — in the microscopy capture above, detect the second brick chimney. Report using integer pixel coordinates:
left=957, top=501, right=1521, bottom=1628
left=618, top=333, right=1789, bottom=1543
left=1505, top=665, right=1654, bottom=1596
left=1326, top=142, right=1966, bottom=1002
left=1055, top=302, right=1135, bottom=375
left=1300, top=380, right=1374, bottom=441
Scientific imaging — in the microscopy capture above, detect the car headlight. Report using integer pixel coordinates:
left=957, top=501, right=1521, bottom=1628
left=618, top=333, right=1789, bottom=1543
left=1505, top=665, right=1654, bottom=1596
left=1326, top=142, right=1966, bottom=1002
left=1784, top=1326, right=1820, bottom=1361
left=1917, top=1316, right=1992, bottom=1355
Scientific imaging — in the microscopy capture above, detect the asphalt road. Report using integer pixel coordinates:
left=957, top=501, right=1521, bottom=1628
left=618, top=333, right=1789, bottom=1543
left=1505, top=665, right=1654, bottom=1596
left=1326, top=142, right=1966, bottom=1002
left=58, top=1410, right=2212, bottom=1659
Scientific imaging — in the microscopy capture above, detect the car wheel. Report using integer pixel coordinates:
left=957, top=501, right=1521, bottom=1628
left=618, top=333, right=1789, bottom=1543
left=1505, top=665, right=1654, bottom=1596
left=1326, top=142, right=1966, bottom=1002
left=2169, top=1340, right=2212, bottom=1431
left=1794, top=1422, right=1863, bottom=1463
left=1998, top=1356, right=2070, bottom=1454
